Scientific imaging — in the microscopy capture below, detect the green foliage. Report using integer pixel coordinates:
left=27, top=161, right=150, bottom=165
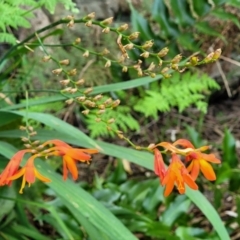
left=0, top=0, right=77, bottom=45
left=132, top=0, right=240, bottom=55
left=134, top=72, right=220, bottom=118
left=86, top=106, right=140, bottom=138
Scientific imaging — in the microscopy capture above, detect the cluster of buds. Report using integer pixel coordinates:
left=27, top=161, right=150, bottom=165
left=152, top=139, right=221, bottom=196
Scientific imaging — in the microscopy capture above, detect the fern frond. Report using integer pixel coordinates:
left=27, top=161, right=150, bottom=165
left=0, top=33, right=16, bottom=44
left=134, top=72, right=220, bottom=118
left=86, top=106, right=140, bottom=138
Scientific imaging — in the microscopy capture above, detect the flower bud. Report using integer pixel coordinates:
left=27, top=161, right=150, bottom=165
left=140, top=51, right=150, bottom=58
left=147, top=62, right=155, bottom=71
left=108, top=118, right=115, bottom=124
left=157, top=47, right=169, bottom=57
left=112, top=99, right=120, bottom=108
left=117, top=23, right=128, bottom=32
left=59, top=79, right=70, bottom=86
left=19, top=126, right=26, bottom=130
left=101, top=17, right=113, bottom=25
left=102, top=48, right=110, bottom=55
left=82, top=109, right=90, bottom=115
left=28, top=126, right=34, bottom=132
left=76, top=79, right=85, bottom=85
left=93, top=94, right=103, bottom=101
left=122, top=66, right=128, bottom=72
left=84, top=88, right=93, bottom=95
left=74, top=38, right=81, bottom=44
left=67, top=19, right=74, bottom=28
left=105, top=60, right=111, bottom=68
left=161, top=67, right=169, bottom=74
left=32, top=140, right=40, bottom=145
left=29, top=131, right=37, bottom=136
left=76, top=96, right=86, bottom=102
left=95, top=118, right=101, bottom=122
left=52, top=68, right=62, bottom=75
left=128, top=32, right=140, bottom=40
left=104, top=98, right=112, bottom=105
left=171, top=63, right=178, bottom=70
left=83, top=50, right=89, bottom=57
left=85, top=21, right=92, bottom=27
left=24, top=144, right=32, bottom=148
left=60, top=59, right=70, bottom=65
left=102, top=27, right=110, bottom=33
left=137, top=68, right=143, bottom=76
left=124, top=43, right=134, bottom=50
left=21, top=137, right=29, bottom=142
left=97, top=109, right=105, bottom=114
left=212, top=48, right=221, bottom=61
left=98, top=104, right=105, bottom=109
left=65, top=98, right=74, bottom=105
left=190, top=56, right=199, bottom=66
left=150, top=73, right=156, bottom=78
left=86, top=12, right=95, bottom=20
left=171, top=54, right=182, bottom=64
left=42, top=55, right=51, bottom=62
left=68, top=68, right=77, bottom=76
left=142, top=40, right=154, bottom=49
left=69, top=88, right=78, bottom=93
left=203, top=52, right=214, bottom=63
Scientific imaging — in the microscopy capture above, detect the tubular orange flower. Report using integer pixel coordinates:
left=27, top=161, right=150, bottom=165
left=43, top=140, right=99, bottom=180
left=154, top=148, right=166, bottom=184
left=162, top=154, right=198, bottom=197
left=8, top=154, right=51, bottom=193
left=0, top=149, right=32, bottom=186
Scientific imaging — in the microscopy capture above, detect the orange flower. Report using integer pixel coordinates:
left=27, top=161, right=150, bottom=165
left=0, top=149, right=32, bottom=186
left=173, top=139, right=221, bottom=181
left=43, top=140, right=99, bottom=180
left=8, top=154, right=51, bottom=193
left=162, top=154, right=198, bottom=197
left=154, top=148, right=166, bottom=184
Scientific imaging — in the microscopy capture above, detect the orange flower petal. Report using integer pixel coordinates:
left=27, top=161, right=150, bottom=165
left=173, top=139, right=195, bottom=149
left=34, top=169, right=51, bottom=182
left=187, top=160, right=200, bottom=181
left=8, top=168, right=25, bottom=181
left=63, top=155, right=78, bottom=180
left=199, top=153, right=221, bottom=164
left=66, top=149, right=92, bottom=162
left=154, top=148, right=165, bottom=182
left=182, top=174, right=198, bottom=190
left=164, top=178, right=175, bottom=197
left=199, top=160, right=216, bottom=181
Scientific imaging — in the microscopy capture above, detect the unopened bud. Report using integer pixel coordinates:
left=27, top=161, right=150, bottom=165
left=98, top=104, right=105, bottom=109
left=29, top=131, right=37, bottom=136
left=19, top=126, right=26, bottom=130
left=65, top=98, right=74, bottom=105
left=60, top=59, right=70, bottom=65
left=84, top=100, right=95, bottom=107
left=93, top=94, right=103, bottom=101
left=190, top=56, right=199, bottom=66
left=76, top=79, right=85, bottom=85
left=52, top=68, right=62, bottom=75
left=82, top=109, right=90, bottom=115
left=24, top=144, right=32, bottom=148
left=142, top=40, right=154, bottom=49
left=122, top=66, right=128, bottom=72
left=86, top=12, right=95, bottom=20
left=83, top=50, right=89, bottom=57
left=147, top=143, right=155, bottom=149
left=68, top=68, right=77, bottom=76
left=150, top=73, right=156, bottom=78
left=84, top=87, right=93, bottom=95
left=128, top=32, right=140, bottom=40
left=161, top=67, right=169, bottom=74
left=69, top=88, right=78, bottom=93
left=157, top=47, right=169, bottom=57
left=117, top=23, right=128, bottom=32
left=95, top=118, right=101, bottom=122
left=112, top=99, right=120, bottom=107
left=203, top=52, right=214, bottom=63
left=32, top=140, right=40, bottom=145
left=28, top=126, right=34, bottom=132
left=76, top=96, right=86, bottom=102
left=163, top=73, right=171, bottom=78
left=67, top=19, right=74, bottom=27
left=85, top=21, right=92, bottom=27
left=65, top=15, right=74, bottom=20
left=102, top=27, right=110, bottom=33
left=212, top=49, right=221, bottom=61
left=105, top=60, right=111, bottom=68
left=124, top=43, right=134, bottom=50
left=171, top=63, right=178, bottom=70
left=59, top=79, right=70, bottom=86
left=101, top=17, right=113, bottom=25
left=36, top=145, right=44, bottom=150
left=147, top=62, right=155, bottom=71
left=42, top=55, right=51, bottom=62
left=62, top=87, right=72, bottom=93
left=21, top=137, right=29, bottom=142
left=140, top=51, right=150, bottom=58
left=108, top=118, right=115, bottom=124
left=137, top=68, right=143, bottom=76
left=118, top=55, right=125, bottom=63
left=104, top=98, right=112, bottom=105
left=102, top=48, right=110, bottom=55
left=171, top=54, right=182, bottom=64
left=74, top=38, right=81, bottom=44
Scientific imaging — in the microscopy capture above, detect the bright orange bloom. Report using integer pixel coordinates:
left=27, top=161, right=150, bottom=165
left=8, top=154, right=51, bottom=193
left=154, top=148, right=166, bottom=184
left=162, top=154, right=198, bottom=197
left=43, top=140, right=99, bottom=180
left=0, top=149, right=32, bottom=186
left=173, top=139, right=221, bottom=181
